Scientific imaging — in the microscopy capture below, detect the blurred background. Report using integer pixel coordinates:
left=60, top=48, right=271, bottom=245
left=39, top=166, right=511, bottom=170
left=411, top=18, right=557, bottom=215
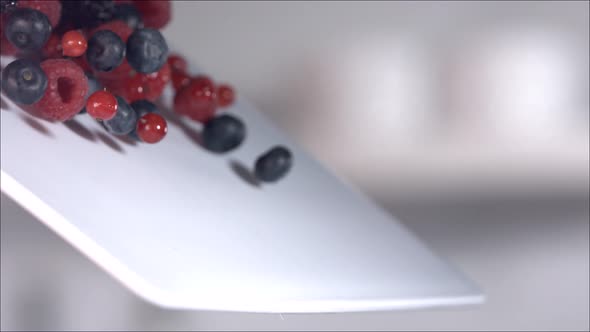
left=1, top=1, right=589, bottom=330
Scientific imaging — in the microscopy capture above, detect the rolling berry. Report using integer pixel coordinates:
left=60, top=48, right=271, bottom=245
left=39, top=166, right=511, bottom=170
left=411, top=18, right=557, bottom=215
left=86, top=90, right=117, bottom=120
left=130, top=99, right=158, bottom=118
left=114, top=3, right=142, bottom=29
left=126, top=28, right=168, bottom=74
left=167, top=54, right=187, bottom=72
left=216, top=84, right=235, bottom=107
left=136, top=112, right=167, bottom=143
left=254, top=146, right=293, bottom=183
left=171, top=70, right=190, bottom=90
left=86, top=29, right=125, bottom=72
left=1, top=58, right=47, bottom=104
left=202, top=114, right=246, bottom=153
left=102, top=95, right=137, bottom=135
left=4, top=7, right=51, bottom=51
left=173, top=75, right=217, bottom=122
left=61, top=30, right=87, bottom=57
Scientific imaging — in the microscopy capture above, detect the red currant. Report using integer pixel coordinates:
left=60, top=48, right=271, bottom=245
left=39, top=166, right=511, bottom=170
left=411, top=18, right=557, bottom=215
left=134, top=0, right=171, bottom=29
left=167, top=54, right=187, bottom=72
left=173, top=75, right=217, bottom=123
left=171, top=70, right=190, bottom=90
left=136, top=113, right=168, bottom=143
left=61, top=30, right=87, bottom=57
left=216, top=84, right=235, bottom=107
left=86, top=91, right=118, bottom=120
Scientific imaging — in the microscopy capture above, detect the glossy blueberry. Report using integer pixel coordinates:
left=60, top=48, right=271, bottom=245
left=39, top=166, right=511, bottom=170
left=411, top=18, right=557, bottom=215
left=79, top=73, right=103, bottom=114
left=126, top=28, right=168, bottom=74
left=254, top=146, right=293, bottom=183
left=86, top=30, right=125, bottom=72
left=4, top=8, right=51, bottom=51
left=202, top=114, right=246, bottom=153
left=114, top=3, right=143, bottom=29
left=0, top=0, right=18, bottom=13
left=102, top=96, right=137, bottom=135
left=60, top=0, right=117, bottom=29
left=1, top=58, right=47, bottom=105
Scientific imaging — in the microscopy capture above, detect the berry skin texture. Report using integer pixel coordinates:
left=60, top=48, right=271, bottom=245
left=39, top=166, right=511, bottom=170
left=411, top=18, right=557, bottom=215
left=130, top=99, right=158, bottom=118
left=133, top=0, right=170, bottom=29
left=89, top=20, right=133, bottom=80
left=216, top=84, right=235, bottom=107
left=1, top=58, right=47, bottom=104
left=173, top=75, right=217, bottom=122
left=4, top=8, right=51, bottom=51
left=86, top=30, right=125, bottom=72
left=104, top=62, right=170, bottom=103
left=41, top=32, right=62, bottom=58
left=61, top=30, right=87, bottom=57
left=202, top=114, right=246, bottom=153
left=171, top=70, right=190, bottom=90
left=102, top=95, right=137, bottom=135
left=136, top=112, right=167, bottom=143
left=16, top=0, right=61, bottom=27
left=254, top=146, right=293, bottom=183
left=86, top=90, right=117, bottom=120
left=167, top=54, right=187, bottom=72
left=114, top=3, right=142, bottom=29
left=23, top=59, right=88, bottom=121
left=126, top=28, right=168, bottom=74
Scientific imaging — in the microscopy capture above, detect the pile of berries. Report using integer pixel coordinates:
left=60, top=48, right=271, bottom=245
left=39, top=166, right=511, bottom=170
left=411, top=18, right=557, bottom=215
left=0, top=0, right=292, bottom=183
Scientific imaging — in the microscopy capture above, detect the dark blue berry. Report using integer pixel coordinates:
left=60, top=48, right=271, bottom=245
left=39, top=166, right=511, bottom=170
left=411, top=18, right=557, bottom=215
left=128, top=99, right=159, bottom=140
left=59, top=0, right=116, bottom=29
left=202, top=114, right=246, bottom=153
left=114, top=3, right=143, bottom=29
left=126, top=28, right=168, bottom=74
left=254, top=146, right=293, bottom=183
left=4, top=8, right=51, bottom=51
left=79, top=73, right=103, bottom=114
left=86, top=30, right=125, bottom=72
left=1, top=58, right=47, bottom=105
left=102, top=96, right=137, bottom=135
left=0, top=0, right=18, bottom=13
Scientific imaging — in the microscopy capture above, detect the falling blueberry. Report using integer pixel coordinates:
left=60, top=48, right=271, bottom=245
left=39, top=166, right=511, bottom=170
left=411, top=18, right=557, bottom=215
left=4, top=8, right=51, bottom=51
left=126, top=28, right=168, bottom=74
left=202, top=114, right=246, bottom=153
left=86, top=30, right=125, bottom=72
left=254, top=146, right=293, bottom=183
left=1, top=58, right=47, bottom=105
left=102, top=96, right=137, bottom=135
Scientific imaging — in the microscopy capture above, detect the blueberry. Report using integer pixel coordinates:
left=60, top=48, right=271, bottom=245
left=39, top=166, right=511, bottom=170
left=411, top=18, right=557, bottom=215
left=202, top=114, right=246, bottom=153
left=79, top=73, right=103, bottom=114
left=86, top=30, right=125, bottom=72
left=126, top=28, right=168, bottom=74
left=102, top=96, right=137, bottom=135
left=0, top=0, right=18, bottom=13
left=1, top=58, right=47, bottom=105
left=4, top=8, right=51, bottom=51
left=60, top=0, right=116, bottom=29
left=254, top=146, right=293, bottom=183
left=114, top=3, right=143, bottom=29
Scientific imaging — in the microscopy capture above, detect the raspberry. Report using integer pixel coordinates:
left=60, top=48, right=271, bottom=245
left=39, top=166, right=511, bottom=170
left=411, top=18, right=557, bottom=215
left=61, top=30, right=87, bottom=57
left=16, top=0, right=61, bottom=27
left=173, top=75, right=217, bottom=123
left=105, top=62, right=171, bottom=103
left=86, top=90, right=117, bottom=120
left=216, top=84, right=235, bottom=107
left=133, top=0, right=170, bottom=29
left=136, top=113, right=167, bottom=143
left=23, top=59, right=88, bottom=122
left=42, top=33, right=63, bottom=58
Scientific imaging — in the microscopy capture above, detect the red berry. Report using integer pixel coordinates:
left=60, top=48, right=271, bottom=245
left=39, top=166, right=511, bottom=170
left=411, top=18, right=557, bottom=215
left=17, top=0, right=62, bottom=27
left=62, top=30, right=87, bottom=57
left=71, top=55, right=92, bottom=73
left=42, top=33, right=63, bottom=59
left=23, top=59, right=88, bottom=122
left=133, top=0, right=171, bottom=29
left=173, top=76, right=217, bottom=123
left=167, top=54, right=187, bottom=72
left=136, top=113, right=167, bottom=143
left=86, top=91, right=117, bottom=120
left=171, top=70, right=190, bottom=90
left=104, top=63, right=171, bottom=103
left=216, top=84, right=235, bottom=107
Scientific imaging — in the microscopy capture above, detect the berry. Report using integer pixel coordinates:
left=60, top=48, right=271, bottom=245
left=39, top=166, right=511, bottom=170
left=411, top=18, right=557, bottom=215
left=41, top=32, right=62, bottom=58
left=102, top=95, right=137, bottom=135
left=104, top=62, right=170, bottom=103
left=254, top=146, right=293, bottom=183
left=61, top=30, right=87, bottom=57
left=86, top=90, right=117, bottom=120
left=79, top=73, right=102, bottom=114
left=1, top=58, right=47, bottom=104
left=216, top=84, right=235, bottom=107
left=201, top=114, right=246, bottom=153
left=167, top=54, right=187, bottom=72
left=136, top=112, right=167, bottom=143
left=4, top=8, right=51, bottom=51
left=126, top=28, right=168, bottom=74
left=130, top=99, right=158, bottom=118
left=16, top=0, right=61, bottom=27
left=171, top=70, right=190, bottom=90
left=1, top=0, right=18, bottom=13
left=173, top=75, right=217, bottom=122
left=133, top=0, right=170, bottom=29
left=60, top=0, right=116, bottom=29
left=86, top=29, right=125, bottom=72
left=113, top=3, right=142, bottom=29
left=23, top=59, right=88, bottom=121
left=89, top=20, right=133, bottom=80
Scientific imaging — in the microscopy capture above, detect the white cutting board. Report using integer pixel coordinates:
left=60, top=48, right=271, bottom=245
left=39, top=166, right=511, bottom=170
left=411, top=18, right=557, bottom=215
left=0, top=56, right=482, bottom=313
